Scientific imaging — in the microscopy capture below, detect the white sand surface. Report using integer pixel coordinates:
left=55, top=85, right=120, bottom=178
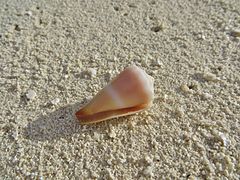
left=0, top=0, right=239, bottom=179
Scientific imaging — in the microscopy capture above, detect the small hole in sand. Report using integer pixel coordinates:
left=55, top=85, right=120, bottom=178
left=186, top=174, right=191, bottom=178
left=151, top=26, right=162, bottom=32
left=150, top=1, right=156, bottom=5
left=39, top=18, right=43, bottom=24
left=149, top=16, right=154, bottom=20
left=128, top=4, right=137, bottom=8
left=113, top=6, right=119, bottom=11
left=14, top=24, right=21, bottom=31
left=188, top=85, right=195, bottom=90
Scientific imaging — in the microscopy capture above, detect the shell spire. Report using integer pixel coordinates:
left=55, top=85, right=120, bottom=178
left=75, top=65, right=154, bottom=124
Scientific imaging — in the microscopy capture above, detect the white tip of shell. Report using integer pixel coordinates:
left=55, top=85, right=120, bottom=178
left=128, top=65, right=154, bottom=99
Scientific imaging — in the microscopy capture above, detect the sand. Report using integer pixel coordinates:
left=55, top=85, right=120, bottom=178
left=0, top=0, right=239, bottom=179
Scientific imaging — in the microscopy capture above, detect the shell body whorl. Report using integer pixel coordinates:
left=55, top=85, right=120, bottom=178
left=75, top=65, right=154, bottom=124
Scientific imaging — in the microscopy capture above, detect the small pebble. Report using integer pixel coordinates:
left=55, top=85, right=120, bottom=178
left=143, top=166, right=153, bottom=177
left=223, top=107, right=232, bottom=115
left=203, top=72, right=218, bottom=82
left=216, top=162, right=223, bottom=172
left=25, top=11, right=33, bottom=16
left=188, top=175, right=197, bottom=180
left=153, top=59, right=163, bottom=67
left=105, top=71, right=112, bottom=82
left=176, top=107, right=184, bottom=117
left=88, top=68, right=97, bottom=77
left=51, top=98, right=60, bottom=105
left=26, top=90, right=37, bottom=100
left=144, top=156, right=153, bottom=164
left=219, top=133, right=230, bottom=147
left=141, top=58, right=149, bottom=67
left=118, top=154, right=126, bottom=163
left=197, top=33, right=206, bottom=40
left=90, top=171, right=99, bottom=178
left=180, top=84, right=189, bottom=92
left=108, top=130, right=116, bottom=138
left=225, top=155, right=234, bottom=172
left=105, top=168, right=115, bottom=179
left=93, top=132, right=100, bottom=140
left=180, top=84, right=192, bottom=93
left=202, top=92, right=213, bottom=100
left=11, top=131, right=18, bottom=140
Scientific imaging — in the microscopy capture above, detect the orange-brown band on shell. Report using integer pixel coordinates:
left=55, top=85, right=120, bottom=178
left=76, top=103, right=149, bottom=124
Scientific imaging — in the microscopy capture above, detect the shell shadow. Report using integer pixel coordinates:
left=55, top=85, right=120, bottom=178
left=23, top=101, right=104, bottom=142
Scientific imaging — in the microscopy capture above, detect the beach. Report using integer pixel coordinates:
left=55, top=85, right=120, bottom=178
left=0, top=0, right=239, bottom=179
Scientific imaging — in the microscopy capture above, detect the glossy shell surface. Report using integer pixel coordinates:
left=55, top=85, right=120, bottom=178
left=75, top=65, right=154, bottom=124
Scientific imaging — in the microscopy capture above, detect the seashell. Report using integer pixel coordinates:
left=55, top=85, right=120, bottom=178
left=75, top=65, right=154, bottom=124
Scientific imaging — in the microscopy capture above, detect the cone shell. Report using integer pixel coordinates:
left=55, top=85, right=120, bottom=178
left=75, top=65, right=154, bottom=124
